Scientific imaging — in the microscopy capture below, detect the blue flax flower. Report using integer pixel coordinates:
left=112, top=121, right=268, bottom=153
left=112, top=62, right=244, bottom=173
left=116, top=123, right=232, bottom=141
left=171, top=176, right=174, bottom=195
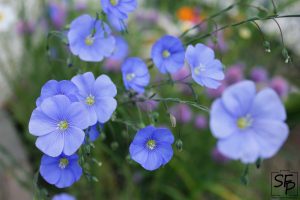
left=110, top=36, right=129, bottom=60
left=210, top=81, right=289, bottom=163
left=107, top=13, right=127, bottom=32
left=186, top=43, right=225, bottom=89
left=121, top=57, right=150, bottom=93
left=151, top=35, right=185, bottom=74
left=71, top=72, right=117, bottom=126
left=40, top=154, right=82, bottom=188
left=52, top=193, right=75, bottom=200
left=101, top=0, right=137, bottom=20
left=36, top=80, right=78, bottom=106
left=29, top=95, right=89, bottom=157
left=68, top=14, right=115, bottom=62
left=129, top=126, right=174, bottom=171
left=86, top=123, right=102, bottom=142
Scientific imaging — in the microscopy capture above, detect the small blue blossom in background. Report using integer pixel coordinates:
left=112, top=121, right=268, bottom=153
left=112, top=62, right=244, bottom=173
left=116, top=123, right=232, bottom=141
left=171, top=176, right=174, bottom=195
left=210, top=81, right=289, bottom=163
left=40, top=154, right=82, bottom=188
left=71, top=72, right=117, bottom=126
left=52, top=193, right=76, bottom=200
left=101, top=0, right=137, bottom=32
left=36, top=80, right=78, bottom=106
left=186, top=43, right=225, bottom=89
left=151, top=35, right=185, bottom=74
left=121, top=57, right=150, bottom=93
left=67, top=14, right=115, bottom=62
left=129, top=126, right=174, bottom=171
left=29, top=95, right=90, bottom=157
left=101, top=0, right=137, bottom=19
left=86, top=123, right=102, bottom=142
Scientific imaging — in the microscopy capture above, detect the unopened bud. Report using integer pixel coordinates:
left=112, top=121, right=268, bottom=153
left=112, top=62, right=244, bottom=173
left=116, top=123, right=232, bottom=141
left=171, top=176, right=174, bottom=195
left=169, top=114, right=176, bottom=128
left=175, top=139, right=183, bottom=152
left=110, top=141, right=119, bottom=150
left=263, top=41, right=271, bottom=53
left=282, top=48, right=291, bottom=63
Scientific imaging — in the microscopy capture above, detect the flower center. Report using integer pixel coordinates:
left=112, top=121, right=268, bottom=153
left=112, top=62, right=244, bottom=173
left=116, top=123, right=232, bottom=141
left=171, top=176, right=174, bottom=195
left=0, top=13, right=4, bottom=22
left=162, top=50, right=171, bottom=58
left=126, top=73, right=136, bottom=81
left=237, top=116, right=252, bottom=129
left=110, top=0, right=119, bottom=6
left=58, top=120, right=68, bottom=130
left=85, top=95, right=95, bottom=106
left=59, top=158, right=69, bottom=169
left=194, top=64, right=206, bottom=75
left=146, top=139, right=156, bottom=150
left=85, top=35, right=94, bottom=46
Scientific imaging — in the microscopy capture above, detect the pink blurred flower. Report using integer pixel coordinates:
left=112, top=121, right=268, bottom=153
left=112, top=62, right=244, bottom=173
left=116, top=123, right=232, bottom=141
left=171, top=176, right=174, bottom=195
left=169, top=104, right=192, bottom=124
left=250, top=67, right=268, bottom=83
left=194, top=115, right=207, bottom=129
left=225, top=64, right=244, bottom=85
left=270, top=76, right=289, bottom=97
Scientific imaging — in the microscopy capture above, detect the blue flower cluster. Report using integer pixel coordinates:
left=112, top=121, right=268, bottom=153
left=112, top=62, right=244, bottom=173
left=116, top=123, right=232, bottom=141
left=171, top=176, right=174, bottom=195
left=29, top=72, right=117, bottom=188
left=28, top=0, right=290, bottom=192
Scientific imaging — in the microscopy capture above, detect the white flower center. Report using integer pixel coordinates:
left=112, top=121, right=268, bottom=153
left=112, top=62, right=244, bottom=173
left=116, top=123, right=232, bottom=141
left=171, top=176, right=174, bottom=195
left=237, top=115, right=252, bottom=129
left=194, top=64, right=206, bottom=75
left=146, top=139, right=156, bottom=150
left=85, top=95, right=95, bottom=106
left=59, top=158, right=69, bottom=169
left=58, top=120, right=69, bottom=131
left=162, top=50, right=170, bottom=58
left=0, top=13, right=4, bottom=22
left=110, top=0, right=119, bottom=6
left=85, top=35, right=94, bottom=46
left=126, top=73, right=136, bottom=81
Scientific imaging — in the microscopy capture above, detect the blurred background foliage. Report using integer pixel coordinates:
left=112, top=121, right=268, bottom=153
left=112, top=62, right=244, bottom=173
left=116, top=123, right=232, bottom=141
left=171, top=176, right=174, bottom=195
left=1, top=0, right=300, bottom=199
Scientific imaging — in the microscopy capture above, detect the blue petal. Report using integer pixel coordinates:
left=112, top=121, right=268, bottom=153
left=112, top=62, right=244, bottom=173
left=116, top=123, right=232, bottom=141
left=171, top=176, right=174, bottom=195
left=40, top=162, right=61, bottom=184
left=250, top=88, right=286, bottom=121
left=94, top=97, right=117, bottom=123
left=55, top=169, right=75, bottom=188
left=131, top=125, right=155, bottom=144
left=221, top=81, right=256, bottom=117
left=68, top=161, right=82, bottom=181
left=141, top=151, right=163, bottom=171
left=36, top=131, right=64, bottom=157
left=129, top=144, right=148, bottom=164
left=63, top=127, right=85, bottom=156
left=156, top=144, right=173, bottom=165
left=87, top=124, right=100, bottom=142
left=67, top=102, right=90, bottom=129
left=152, top=128, right=174, bottom=143
left=71, top=72, right=95, bottom=97
left=93, top=75, right=117, bottom=98
left=210, top=99, right=237, bottom=138
left=217, top=129, right=260, bottom=163
left=40, top=95, right=71, bottom=121
left=252, top=119, right=288, bottom=158
left=29, top=108, right=57, bottom=136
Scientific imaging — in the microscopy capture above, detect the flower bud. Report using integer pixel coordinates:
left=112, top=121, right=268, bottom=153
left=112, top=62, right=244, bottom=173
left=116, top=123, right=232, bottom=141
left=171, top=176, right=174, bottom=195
left=175, top=139, right=183, bottom=151
left=263, top=41, right=271, bottom=53
left=169, top=114, right=176, bottom=128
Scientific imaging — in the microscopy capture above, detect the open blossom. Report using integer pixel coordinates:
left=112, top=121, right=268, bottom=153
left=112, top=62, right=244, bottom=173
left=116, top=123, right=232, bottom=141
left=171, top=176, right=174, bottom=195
left=36, top=80, right=78, bottom=106
left=101, top=0, right=137, bottom=20
left=68, top=14, right=115, bottom=62
left=121, top=57, right=150, bottom=93
left=29, top=95, right=89, bottom=157
left=129, top=126, right=174, bottom=171
left=186, top=43, right=225, bottom=89
left=210, top=81, right=289, bottom=163
left=52, top=193, right=76, bottom=200
left=151, top=35, right=185, bottom=74
left=71, top=72, right=117, bottom=126
left=40, top=154, right=82, bottom=188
